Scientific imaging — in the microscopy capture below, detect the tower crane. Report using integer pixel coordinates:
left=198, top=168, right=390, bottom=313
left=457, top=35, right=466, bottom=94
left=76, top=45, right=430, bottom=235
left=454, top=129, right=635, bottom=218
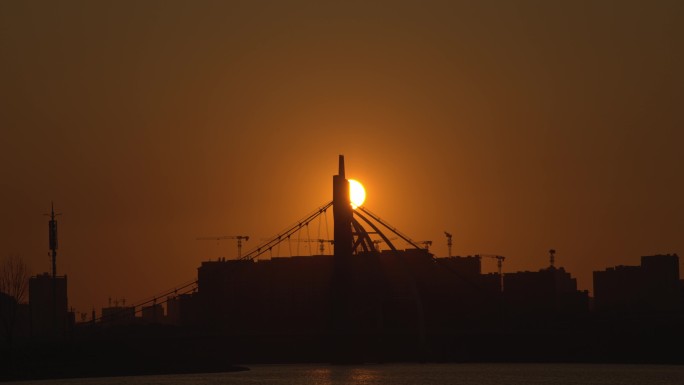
left=444, top=231, right=453, bottom=257
left=418, top=240, right=433, bottom=251
left=293, top=239, right=334, bottom=255
left=196, top=235, right=250, bottom=259
left=476, top=254, right=506, bottom=292
left=371, top=237, right=397, bottom=252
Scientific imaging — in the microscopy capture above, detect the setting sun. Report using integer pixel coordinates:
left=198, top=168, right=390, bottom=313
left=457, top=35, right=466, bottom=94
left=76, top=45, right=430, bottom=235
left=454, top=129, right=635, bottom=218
left=348, top=179, right=366, bottom=209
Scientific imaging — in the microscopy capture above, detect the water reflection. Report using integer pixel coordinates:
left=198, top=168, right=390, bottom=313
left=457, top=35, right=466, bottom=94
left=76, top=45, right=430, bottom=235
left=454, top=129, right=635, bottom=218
left=349, top=368, right=380, bottom=384
left=305, top=367, right=332, bottom=385
left=12, top=363, right=684, bottom=385
left=301, top=366, right=380, bottom=385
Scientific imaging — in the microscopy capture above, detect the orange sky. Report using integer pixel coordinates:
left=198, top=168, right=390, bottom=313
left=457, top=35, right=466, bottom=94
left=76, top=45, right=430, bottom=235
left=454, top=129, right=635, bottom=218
left=1, top=1, right=683, bottom=314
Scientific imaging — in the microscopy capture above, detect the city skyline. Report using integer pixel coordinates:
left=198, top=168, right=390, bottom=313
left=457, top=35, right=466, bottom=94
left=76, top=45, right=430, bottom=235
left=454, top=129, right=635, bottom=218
left=2, top=1, right=683, bottom=313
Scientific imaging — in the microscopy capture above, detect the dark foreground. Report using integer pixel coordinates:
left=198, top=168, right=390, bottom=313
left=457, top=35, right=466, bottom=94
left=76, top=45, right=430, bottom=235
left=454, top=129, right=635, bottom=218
left=0, top=326, right=249, bottom=382
left=3, top=314, right=684, bottom=382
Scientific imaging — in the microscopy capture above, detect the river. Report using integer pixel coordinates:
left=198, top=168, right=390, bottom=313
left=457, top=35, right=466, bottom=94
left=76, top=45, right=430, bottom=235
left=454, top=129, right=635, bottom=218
left=7, top=363, right=684, bottom=385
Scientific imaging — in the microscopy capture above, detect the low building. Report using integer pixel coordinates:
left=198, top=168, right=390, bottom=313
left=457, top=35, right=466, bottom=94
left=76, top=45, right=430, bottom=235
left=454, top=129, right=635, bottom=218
left=101, top=306, right=136, bottom=326
left=0, top=293, right=30, bottom=340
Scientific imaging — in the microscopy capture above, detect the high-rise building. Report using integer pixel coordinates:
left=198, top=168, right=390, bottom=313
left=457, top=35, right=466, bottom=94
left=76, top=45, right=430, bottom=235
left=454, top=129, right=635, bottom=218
left=141, top=303, right=164, bottom=324
left=594, top=254, right=680, bottom=314
left=504, top=266, right=588, bottom=318
left=29, top=273, right=68, bottom=337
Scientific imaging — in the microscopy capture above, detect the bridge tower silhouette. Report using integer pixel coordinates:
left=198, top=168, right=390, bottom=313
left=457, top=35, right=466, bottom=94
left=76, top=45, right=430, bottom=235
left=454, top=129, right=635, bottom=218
left=331, top=155, right=359, bottom=362
left=330, top=155, right=427, bottom=362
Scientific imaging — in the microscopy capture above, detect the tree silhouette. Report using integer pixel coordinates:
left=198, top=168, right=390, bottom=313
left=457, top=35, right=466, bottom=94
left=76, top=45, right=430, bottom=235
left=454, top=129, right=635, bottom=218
left=0, top=255, right=28, bottom=346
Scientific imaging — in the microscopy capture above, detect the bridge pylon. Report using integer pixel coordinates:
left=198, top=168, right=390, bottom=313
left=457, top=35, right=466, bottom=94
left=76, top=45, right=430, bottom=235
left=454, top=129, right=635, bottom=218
left=331, top=155, right=362, bottom=363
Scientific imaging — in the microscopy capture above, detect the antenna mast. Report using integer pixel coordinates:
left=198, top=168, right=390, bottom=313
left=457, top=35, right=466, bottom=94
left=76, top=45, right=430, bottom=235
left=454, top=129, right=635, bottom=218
left=45, top=202, right=62, bottom=278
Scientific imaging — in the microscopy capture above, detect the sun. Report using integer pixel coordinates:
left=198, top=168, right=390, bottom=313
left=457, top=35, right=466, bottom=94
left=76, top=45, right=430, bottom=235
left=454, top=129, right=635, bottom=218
left=348, top=179, right=366, bottom=209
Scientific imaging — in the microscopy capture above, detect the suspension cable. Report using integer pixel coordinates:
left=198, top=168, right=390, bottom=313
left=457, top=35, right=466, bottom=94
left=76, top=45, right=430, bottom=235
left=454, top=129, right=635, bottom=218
left=94, top=280, right=198, bottom=324
left=240, top=201, right=333, bottom=261
left=357, top=206, right=423, bottom=249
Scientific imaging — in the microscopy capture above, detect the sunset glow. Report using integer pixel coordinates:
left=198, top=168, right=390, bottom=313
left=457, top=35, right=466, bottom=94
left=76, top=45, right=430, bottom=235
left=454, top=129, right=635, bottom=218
left=349, top=179, right=366, bottom=209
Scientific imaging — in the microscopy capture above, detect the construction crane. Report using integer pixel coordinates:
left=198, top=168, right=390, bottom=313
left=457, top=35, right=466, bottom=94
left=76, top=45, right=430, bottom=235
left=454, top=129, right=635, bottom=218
left=293, top=238, right=334, bottom=255
left=476, top=254, right=506, bottom=292
left=418, top=240, right=433, bottom=251
left=371, top=237, right=397, bottom=252
left=444, top=231, right=453, bottom=257
left=197, top=235, right=250, bottom=259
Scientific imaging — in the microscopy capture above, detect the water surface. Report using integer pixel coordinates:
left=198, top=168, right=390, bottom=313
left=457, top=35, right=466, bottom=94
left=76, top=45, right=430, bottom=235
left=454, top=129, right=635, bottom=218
left=10, top=363, right=684, bottom=385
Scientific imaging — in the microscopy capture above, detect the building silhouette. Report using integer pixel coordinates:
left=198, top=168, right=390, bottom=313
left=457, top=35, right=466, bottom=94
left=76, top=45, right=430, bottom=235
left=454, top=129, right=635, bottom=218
left=504, top=266, right=589, bottom=321
left=0, top=292, right=30, bottom=341
left=101, top=305, right=136, bottom=326
left=440, top=255, right=482, bottom=277
left=141, top=303, right=165, bottom=324
left=593, top=254, right=680, bottom=314
left=29, top=273, right=69, bottom=337
left=189, top=250, right=506, bottom=355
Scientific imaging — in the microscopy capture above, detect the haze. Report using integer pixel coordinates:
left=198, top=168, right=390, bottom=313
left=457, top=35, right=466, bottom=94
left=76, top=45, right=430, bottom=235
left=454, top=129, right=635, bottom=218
left=1, top=1, right=682, bottom=313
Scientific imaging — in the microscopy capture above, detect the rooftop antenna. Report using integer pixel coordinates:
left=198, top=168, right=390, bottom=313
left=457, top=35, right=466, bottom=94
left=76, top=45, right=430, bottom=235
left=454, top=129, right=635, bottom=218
left=549, top=248, right=556, bottom=268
